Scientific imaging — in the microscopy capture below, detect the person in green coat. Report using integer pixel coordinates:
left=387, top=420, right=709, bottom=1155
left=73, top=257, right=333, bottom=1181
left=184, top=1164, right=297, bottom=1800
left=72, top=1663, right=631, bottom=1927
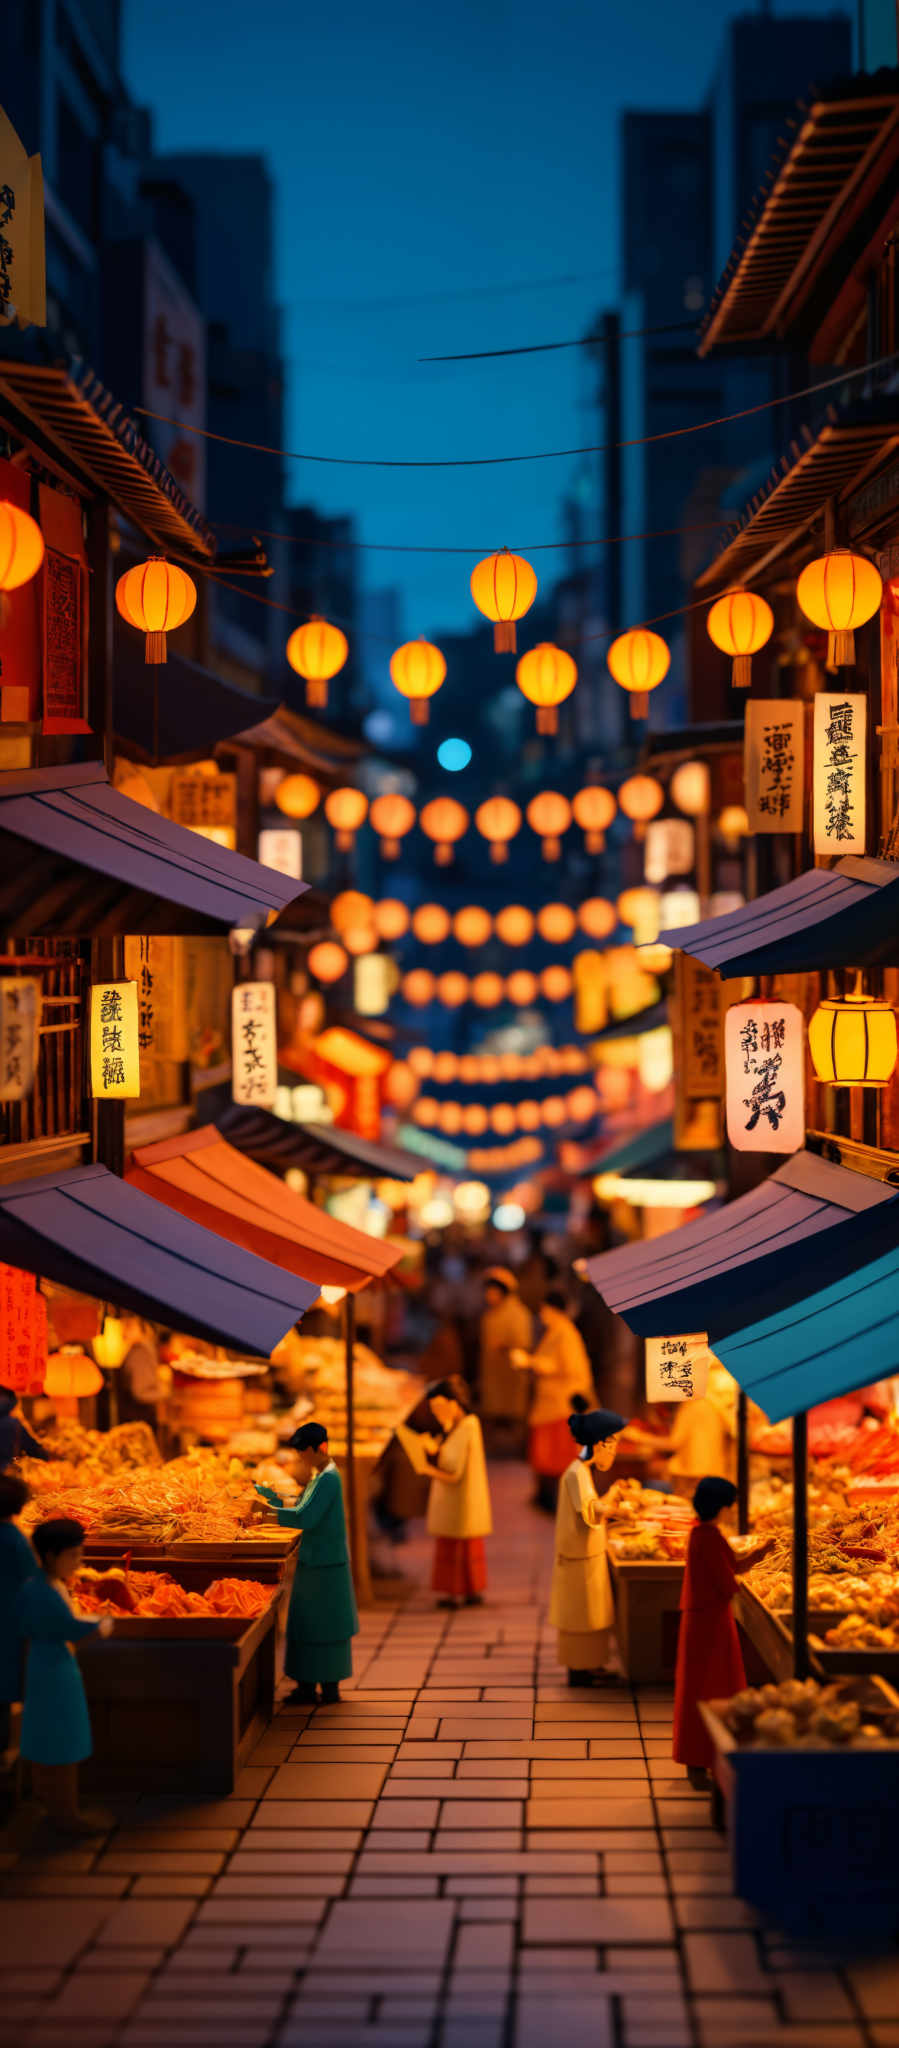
left=17, top=1516, right=113, bottom=1834
left=255, top=1423, right=358, bottom=1705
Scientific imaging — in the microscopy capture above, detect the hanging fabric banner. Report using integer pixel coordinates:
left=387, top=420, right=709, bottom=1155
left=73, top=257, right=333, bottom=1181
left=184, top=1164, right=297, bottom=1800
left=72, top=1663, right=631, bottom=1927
left=0, top=975, right=41, bottom=1102
left=813, top=692, right=866, bottom=856
left=0, top=1263, right=42, bottom=1393
left=231, top=981, right=278, bottom=1108
left=725, top=999, right=805, bottom=1154
left=645, top=1335, right=711, bottom=1404
left=744, top=699, right=804, bottom=833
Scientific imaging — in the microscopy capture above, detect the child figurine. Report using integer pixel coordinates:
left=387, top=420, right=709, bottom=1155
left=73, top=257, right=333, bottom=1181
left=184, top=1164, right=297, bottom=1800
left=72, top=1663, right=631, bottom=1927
left=0, top=1474, right=36, bottom=1758
left=17, top=1516, right=113, bottom=1834
left=672, top=1475, right=774, bottom=1788
left=425, top=1376, right=492, bottom=1610
left=550, top=1406, right=625, bottom=1687
left=255, top=1422, right=358, bottom=1705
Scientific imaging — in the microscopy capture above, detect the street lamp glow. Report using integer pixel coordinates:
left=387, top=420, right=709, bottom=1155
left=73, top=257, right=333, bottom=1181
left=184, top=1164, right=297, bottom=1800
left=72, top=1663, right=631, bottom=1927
left=437, top=737, right=472, bottom=772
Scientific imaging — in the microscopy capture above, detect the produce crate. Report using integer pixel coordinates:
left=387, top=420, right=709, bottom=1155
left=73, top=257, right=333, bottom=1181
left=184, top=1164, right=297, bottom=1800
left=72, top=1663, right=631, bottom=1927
left=809, top=1635, right=899, bottom=1680
left=609, top=1554, right=683, bottom=1683
left=699, top=1687, right=899, bottom=1939
left=82, top=1528, right=297, bottom=1563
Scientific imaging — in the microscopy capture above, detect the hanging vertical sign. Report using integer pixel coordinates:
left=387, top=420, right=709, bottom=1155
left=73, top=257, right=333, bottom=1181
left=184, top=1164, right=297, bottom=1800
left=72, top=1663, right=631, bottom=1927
left=353, top=953, right=393, bottom=1018
left=744, top=699, right=804, bottom=833
left=644, top=817, right=694, bottom=884
left=672, top=953, right=725, bottom=1149
left=170, top=770, right=237, bottom=846
left=0, top=1264, right=42, bottom=1393
left=258, top=828, right=303, bottom=880
left=89, top=982, right=141, bottom=1099
left=813, top=693, right=867, bottom=856
left=646, top=1336, right=711, bottom=1404
left=0, top=107, right=45, bottom=329
left=0, top=976, right=41, bottom=1102
left=572, top=951, right=608, bottom=1036
left=231, top=981, right=278, bottom=1107
left=725, top=999, right=805, bottom=1154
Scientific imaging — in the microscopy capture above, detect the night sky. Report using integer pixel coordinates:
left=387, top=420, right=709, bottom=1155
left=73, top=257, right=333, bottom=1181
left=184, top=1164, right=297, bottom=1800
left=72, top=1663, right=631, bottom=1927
left=123, top=0, right=854, bottom=638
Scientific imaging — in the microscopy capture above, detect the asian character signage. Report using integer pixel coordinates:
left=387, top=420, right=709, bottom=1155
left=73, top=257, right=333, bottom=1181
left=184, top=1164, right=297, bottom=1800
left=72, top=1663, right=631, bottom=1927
left=258, top=828, right=303, bottom=880
left=0, top=975, right=41, bottom=1102
left=0, top=107, right=45, bottom=329
left=644, top=817, right=694, bottom=884
left=0, top=1264, right=44, bottom=1394
left=672, top=954, right=725, bottom=1149
left=231, top=981, right=278, bottom=1108
left=170, top=770, right=237, bottom=845
left=744, top=699, right=804, bottom=834
left=90, top=982, right=141, bottom=1099
left=645, top=1335, right=711, bottom=1404
left=39, top=483, right=89, bottom=735
left=813, top=692, right=866, bottom=856
left=725, top=1000, right=804, bottom=1154
left=123, top=936, right=189, bottom=1064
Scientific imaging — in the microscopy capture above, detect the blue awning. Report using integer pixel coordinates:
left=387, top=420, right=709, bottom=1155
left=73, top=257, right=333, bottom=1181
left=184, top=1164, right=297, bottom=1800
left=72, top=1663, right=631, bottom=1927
left=0, top=763, right=306, bottom=935
left=714, top=1243, right=899, bottom=1423
left=585, top=1149, right=899, bottom=1338
left=0, top=1163, right=317, bottom=1355
left=113, top=625, right=280, bottom=764
left=663, top=857, right=899, bottom=975
left=581, top=1117, right=674, bottom=1179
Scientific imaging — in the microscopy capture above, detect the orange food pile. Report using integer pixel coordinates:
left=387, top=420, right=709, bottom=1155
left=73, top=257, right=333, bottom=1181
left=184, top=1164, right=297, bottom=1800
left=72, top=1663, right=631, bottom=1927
left=73, top=1568, right=274, bottom=1620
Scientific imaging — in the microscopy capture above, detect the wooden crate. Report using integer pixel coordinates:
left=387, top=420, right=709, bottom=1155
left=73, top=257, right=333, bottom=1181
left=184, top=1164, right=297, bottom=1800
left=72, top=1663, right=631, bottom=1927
left=609, top=1554, right=683, bottom=1682
left=80, top=1598, right=278, bottom=1792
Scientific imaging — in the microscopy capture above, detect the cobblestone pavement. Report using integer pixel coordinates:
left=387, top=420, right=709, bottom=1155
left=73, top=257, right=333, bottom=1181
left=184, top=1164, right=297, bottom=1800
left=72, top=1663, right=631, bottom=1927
left=0, top=1463, right=895, bottom=2048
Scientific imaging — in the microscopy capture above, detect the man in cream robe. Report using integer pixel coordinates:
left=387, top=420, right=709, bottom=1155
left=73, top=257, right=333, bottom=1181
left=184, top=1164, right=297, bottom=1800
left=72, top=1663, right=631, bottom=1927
left=550, top=1407, right=625, bottom=1685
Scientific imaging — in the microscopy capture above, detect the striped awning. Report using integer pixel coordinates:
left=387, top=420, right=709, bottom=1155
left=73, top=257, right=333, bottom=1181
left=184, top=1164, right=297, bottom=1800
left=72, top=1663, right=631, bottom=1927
left=662, top=856, right=899, bottom=975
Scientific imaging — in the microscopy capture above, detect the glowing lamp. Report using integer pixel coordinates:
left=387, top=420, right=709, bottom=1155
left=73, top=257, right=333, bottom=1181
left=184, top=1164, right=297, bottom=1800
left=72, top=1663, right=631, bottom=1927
left=515, top=642, right=577, bottom=732
left=537, top=903, right=576, bottom=944
left=420, top=796, right=469, bottom=865
left=307, top=940, right=348, bottom=984
left=506, top=970, right=539, bottom=1006
left=286, top=617, right=348, bottom=707
left=540, top=965, right=573, bottom=1002
left=409, top=1047, right=434, bottom=1076
left=385, top=1060, right=418, bottom=1108
left=93, top=1316, right=127, bottom=1370
left=593, top=1173, right=717, bottom=1209
left=440, top=1102, right=464, bottom=1135
left=275, top=773, right=321, bottom=820
left=617, top=887, right=661, bottom=946
left=420, top=1196, right=454, bottom=1229
left=494, top=1202, right=526, bottom=1231
left=495, top=903, right=534, bottom=945
left=659, top=887, right=701, bottom=931
left=331, top=891, right=374, bottom=934
left=808, top=976, right=898, bottom=1087
left=526, top=791, right=571, bottom=861
left=374, top=898, right=410, bottom=941
left=567, top=1084, right=599, bottom=1123
left=324, top=786, right=368, bottom=850
left=517, top=1099, right=541, bottom=1131
left=344, top=923, right=379, bottom=957
left=618, top=773, right=664, bottom=839
left=607, top=628, right=670, bottom=718
left=402, top=969, right=436, bottom=1008
left=454, top=1180, right=491, bottom=1220
left=0, top=500, right=45, bottom=621
left=414, top=1096, right=439, bottom=1125
left=471, top=971, right=505, bottom=1009
left=578, top=898, right=616, bottom=940
left=670, top=760, right=710, bottom=817
left=389, top=638, right=446, bottom=723
left=542, top=1094, right=567, bottom=1127
left=638, top=1025, right=674, bottom=1094
left=718, top=805, right=750, bottom=848
left=433, top=1052, right=458, bottom=1082
left=437, top=971, right=470, bottom=1008
left=706, top=588, right=774, bottom=689
left=491, top=1103, right=517, bottom=1135
left=370, top=792, right=416, bottom=858
left=412, top=902, right=451, bottom=945
left=453, top=905, right=492, bottom=948
left=475, top=796, right=522, bottom=864
left=470, top=548, right=538, bottom=652
left=462, top=1104, right=489, bottom=1136
left=44, top=1349, right=103, bottom=1410
left=572, top=785, right=616, bottom=852
left=797, top=550, right=882, bottom=665
left=644, top=817, right=694, bottom=883
left=115, top=557, right=196, bottom=664
left=458, top=1056, right=478, bottom=1082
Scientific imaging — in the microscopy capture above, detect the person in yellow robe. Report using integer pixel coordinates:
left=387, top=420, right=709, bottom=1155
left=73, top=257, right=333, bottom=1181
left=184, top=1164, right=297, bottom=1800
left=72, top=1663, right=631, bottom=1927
left=511, top=1290, right=595, bottom=1510
left=479, top=1268, right=532, bottom=1453
left=425, top=1377, right=492, bottom=1608
left=550, top=1406, right=626, bottom=1687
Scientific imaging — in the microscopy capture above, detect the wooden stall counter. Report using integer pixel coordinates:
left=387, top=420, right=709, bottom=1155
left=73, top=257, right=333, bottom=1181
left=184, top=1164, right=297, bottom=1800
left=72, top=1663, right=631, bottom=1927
left=609, top=1552, right=683, bottom=1683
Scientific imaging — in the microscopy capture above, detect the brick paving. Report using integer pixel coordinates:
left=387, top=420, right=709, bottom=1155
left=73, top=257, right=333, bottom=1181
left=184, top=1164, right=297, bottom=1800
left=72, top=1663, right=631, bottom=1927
left=0, top=1463, right=894, bottom=2048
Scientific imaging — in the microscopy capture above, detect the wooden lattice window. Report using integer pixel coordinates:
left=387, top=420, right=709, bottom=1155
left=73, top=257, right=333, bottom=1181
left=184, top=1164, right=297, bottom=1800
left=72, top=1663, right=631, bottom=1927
left=0, top=940, right=89, bottom=1148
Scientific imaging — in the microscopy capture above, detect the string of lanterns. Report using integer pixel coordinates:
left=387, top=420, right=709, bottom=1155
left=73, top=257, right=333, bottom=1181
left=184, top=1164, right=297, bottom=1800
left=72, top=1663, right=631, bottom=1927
left=411, top=1084, right=600, bottom=1138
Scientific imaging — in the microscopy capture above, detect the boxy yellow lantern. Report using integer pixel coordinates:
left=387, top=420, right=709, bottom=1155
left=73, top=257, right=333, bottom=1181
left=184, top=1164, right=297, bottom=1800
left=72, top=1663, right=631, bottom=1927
left=808, top=976, right=898, bottom=1087
left=90, top=982, right=140, bottom=1099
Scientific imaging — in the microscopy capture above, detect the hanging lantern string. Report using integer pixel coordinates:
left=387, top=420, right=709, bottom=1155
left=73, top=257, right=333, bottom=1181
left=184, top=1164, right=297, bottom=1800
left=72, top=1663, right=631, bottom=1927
left=131, top=349, right=899, bottom=471
left=208, top=512, right=735, bottom=557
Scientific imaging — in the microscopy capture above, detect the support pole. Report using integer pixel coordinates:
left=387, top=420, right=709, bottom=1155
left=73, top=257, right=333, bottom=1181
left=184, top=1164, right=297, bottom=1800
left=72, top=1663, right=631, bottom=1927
left=344, top=1290, right=358, bottom=1581
left=736, top=1387, right=750, bottom=1536
left=792, top=1410, right=809, bottom=1680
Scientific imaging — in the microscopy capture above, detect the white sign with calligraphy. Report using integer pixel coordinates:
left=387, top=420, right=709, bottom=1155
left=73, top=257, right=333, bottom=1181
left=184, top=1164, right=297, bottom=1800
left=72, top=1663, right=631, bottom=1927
left=258, top=828, right=303, bottom=880
left=231, top=981, right=277, bottom=1108
left=89, top=982, right=141, bottom=1099
left=813, top=692, right=866, bottom=856
left=0, top=976, right=41, bottom=1102
left=646, top=1336, right=711, bottom=1404
left=725, top=1000, right=805, bottom=1154
left=744, top=699, right=804, bottom=833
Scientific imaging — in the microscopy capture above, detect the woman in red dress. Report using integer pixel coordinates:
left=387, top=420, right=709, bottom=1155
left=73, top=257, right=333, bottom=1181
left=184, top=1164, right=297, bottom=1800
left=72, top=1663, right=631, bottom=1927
left=673, top=1476, right=773, bottom=1787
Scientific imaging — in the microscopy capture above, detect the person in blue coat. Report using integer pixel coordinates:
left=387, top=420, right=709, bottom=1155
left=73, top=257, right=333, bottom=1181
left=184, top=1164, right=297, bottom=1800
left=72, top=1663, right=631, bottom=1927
left=0, top=1473, right=36, bottom=1755
left=17, top=1516, right=113, bottom=1835
left=0, top=1388, right=51, bottom=1473
left=255, top=1423, right=358, bottom=1705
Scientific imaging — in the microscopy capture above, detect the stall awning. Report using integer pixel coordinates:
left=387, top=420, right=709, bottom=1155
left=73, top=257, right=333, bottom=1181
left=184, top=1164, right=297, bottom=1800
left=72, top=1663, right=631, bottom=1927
left=715, top=1242, right=899, bottom=1424
left=0, top=1163, right=315, bottom=1354
left=583, top=1118, right=674, bottom=1179
left=227, top=703, right=363, bottom=779
left=126, top=1126, right=403, bottom=1290
left=198, top=1089, right=423, bottom=1183
left=113, top=625, right=280, bottom=765
left=593, top=1003, right=669, bottom=1043
left=694, top=409, right=899, bottom=591
left=662, top=857, right=899, bottom=976
left=0, top=763, right=306, bottom=935
left=584, top=1149, right=899, bottom=1339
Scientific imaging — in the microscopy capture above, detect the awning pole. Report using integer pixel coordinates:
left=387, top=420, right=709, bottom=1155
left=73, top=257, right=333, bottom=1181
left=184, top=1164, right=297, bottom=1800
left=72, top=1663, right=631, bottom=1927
left=736, top=1387, right=749, bottom=1536
left=344, top=1291, right=358, bottom=1584
left=792, top=1410, right=809, bottom=1680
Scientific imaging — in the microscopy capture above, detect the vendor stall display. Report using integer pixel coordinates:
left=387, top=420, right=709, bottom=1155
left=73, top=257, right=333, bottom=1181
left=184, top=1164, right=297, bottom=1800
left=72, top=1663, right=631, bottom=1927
left=603, top=1481, right=694, bottom=1681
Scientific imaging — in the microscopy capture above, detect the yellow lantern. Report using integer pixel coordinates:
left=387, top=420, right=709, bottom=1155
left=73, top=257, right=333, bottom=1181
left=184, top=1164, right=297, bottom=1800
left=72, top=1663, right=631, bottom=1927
left=324, top=786, right=368, bottom=850
left=453, top=905, right=492, bottom=948
left=412, top=903, right=451, bottom=945
left=370, top=792, right=416, bottom=858
left=470, top=549, right=538, bottom=652
left=797, top=550, right=883, bottom=666
left=44, top=1348, right=103, bottom=1412
left=475, top=796, right=522, bottom=864
left=706, top=588, right=773, bottom=689
left=0, top=500, right=45, bottom=622
left=526, top=791, right=571, bottom=861
left=307, top=940, right=348, bottom=983
left=670, top=760, right=710, bottom=818
left=454, top=1180, right=491, bottom=1220
left=437, top=971, right=470, bottom=1008
left=89, top=982, right=140, bottom=1099
left=286, top=617, right=348, bottom=708
left=402, top=969, right=437, bottom=1008
left=808, top=976, right=898, bottom=1087
left=331, top=891, right=374, bottom=933
left=93, top=1315, right=127, bottom=1370
left=374, top=898, right=410, bottom=941
left=275, top=773, right=321, bottom=820
left=115, top=557, right=197, bottom=664
left=414, top=1097, right=439, bottom=1127
left=617, top=887, right=661, bottom=946
left=578, top=898, right=616, bottom=940
left=618, top=773, right=664, bottom=838
left=343, top=922, right=378, bottom=957
left=471, top=971, right=505, bottom=1009
left=572, top=785, right=616, bottom=853
left=389, top=638, right=447, bottom=723
left=495, top=903, right=534, bottom=945
left=536, top=903, right=576, bottom=944
left=718, top=805, right=750, bottom=848
left=506, top=969, right=539, bottom=1006
left=540, top=965, right=573, bottom=1002
left=515, top=643, right=577, bottom=733
left=419, top=796, right=469, bottom=865
left=607, top=628, right=670, bottom=718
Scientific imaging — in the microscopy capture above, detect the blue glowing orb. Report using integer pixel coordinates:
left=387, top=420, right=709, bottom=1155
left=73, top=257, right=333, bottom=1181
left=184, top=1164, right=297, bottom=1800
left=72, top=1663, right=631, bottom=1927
left=437, top=737, right=472, bottom=773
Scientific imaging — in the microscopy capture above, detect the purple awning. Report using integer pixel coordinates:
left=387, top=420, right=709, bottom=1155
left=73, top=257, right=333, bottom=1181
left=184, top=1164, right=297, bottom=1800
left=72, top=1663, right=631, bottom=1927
left=662, top=857, right=899, bottom=976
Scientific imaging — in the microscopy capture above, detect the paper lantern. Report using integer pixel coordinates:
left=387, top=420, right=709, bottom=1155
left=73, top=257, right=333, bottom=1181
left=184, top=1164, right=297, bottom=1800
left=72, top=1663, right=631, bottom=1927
left=115, top=557, right=196, bottom=664
left=275, top=773, right=321, bottom=820
left=258, top=828, right=303, bottom=880
left=402, top=969, right=437, bottom=1008
left=706, top=588, right=774, bottom=688
left=578, top=897, right=616, bottom=940
left=491, top=1102, right=517, bottom=1135
left=0, top=500, right=44, bottom=622
left=470, top=548, right=537, bottom=652
left=540, top=965, right=573, bottom=1002
left=462, top=1104, right=489, bottom=1136
left=332, top=891, right=374, bottom=934
left=617, top=887, right=661, bottom=946
left=659, top=887, right=701, bottom=931
left=813, top=692, right=866, bottom=856
left=307, top=940, right=349, bottom=984
left=567, top=1084, right=599, bottom=1123
left=89, top=982, right=140, bottom=1099
left=324, top=786, right=369, bottom=850
left=389, top=638, right=447, bottom=723
left=420, top=796, right=468, bottom=865
left=414, top=1096, right=439, bottom=1125
left=344, top=923, right=379, bottom=957
left=797, top=550, right=882, bottom=665
left=670, top=760, right=710, bottom=817
left=808, top=976, right=898, bottom=1087
left=607, top=628, right=670, bottom=718
left=526, top=792, right=571, bottom=861
left=412, top=902, right=451, bottom=946
left=542, top=1094, right=567, bottom=1127
left=453, top=905, right=492, bottom=948
left=639, top=1025, right=674, bottom=1094
left=475, top=796, right=522, bottom=864
left=537, top=903, right=576, bottom=944
left=572, top=785, right=616, bottom=852
left=433, top=1052, right=459, bottom=1082
left=744, top=699, right=804, bottom=834
left=471, top=971, right=505, bottom=1009
left=517, top=1099, right=541, bottom=1131
left=458, top=1055, right=478, bottom=1082
left=440, top=1102, right=464, bottom=1135
left=718, top=805, right=749, bottom=847
left=44, top=1349, right=103, bottom=1407
left=644, top=817, right=694, bottom=883
left=725, top=1000, right=805, bottom=1154
left=495, top=903, right=534, bottom=945
left=370, top=792, right=416, bottom=858
left=286, top=617, right=348, bottom=708
left=385, top=1060, right=418, bottom=1109
left=506, top=970, right=539, bottom=1006
left=437, top=971, right=470, bottom=1008
left=515, top=643, right=577, bottom=732
left=454, top=1180, right=491, bottom=1221
left=479, top=1055, right=501, bottom=1083
left=93, top=1314, right=127, bottom=1370
left=374, top=898, right=410, bottom=941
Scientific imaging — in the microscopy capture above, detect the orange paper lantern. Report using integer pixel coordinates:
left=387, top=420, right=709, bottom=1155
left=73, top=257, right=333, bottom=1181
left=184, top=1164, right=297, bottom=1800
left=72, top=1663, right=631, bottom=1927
left=44, top=1348, right=103, bottom=1402
left=572, top=784, right=616, bottom=852
left=526, top=791, right=571, bottom=861
left=0, top=500, right=45, bottom=621
left=517, top=1099, right=541, bottom=1132
left=440, top=1102, right=464, bottom=1135
left=412, top=902, right=451, bottom=945
left=409, top=1046, right=434, bottom=1076
left=389, top=638, right=446, bottom=724
left=307, top=940, right=349, bottom=983
left=471, top=971, right=505, bottom=1009
left=542, top=1094, right=567, bottom=1127
left=369, top=792, right=416, bottom=858
left=275, top=773, right=321, bottom=820
left=374, top=898, right=410, bottom=941
left=474, top=796, right=522, bottom=864
left=506, top=969, right=539, bottom=1006
left=516, top=642, right=577, bottom=733
left=116, top=557, right=197, bottom=665
left=463, top=1103, right=489, bottom=1136
left=286, top=617, right=348, bottom=708
left=433, top=1052, right=459, bottom=1082
left=402, top=969, right=437, bottom=1008
left=578, top=897, right=617, bottom=940
left=536, top=903, right=576, bottom=944
left=495, top=903, right=534, bottom=946
left=796, top=550, right=883, bottom=666
left=491, top=1102, right=517, bottom=1136
left=540, top=965, right=573, bottom=1002
left=324, top=786, right=369, bottom=851
left=419, top=797, right=469, bottom=865
left=453, top=905, right=492, bottom=948
left=618, top=773, right=664, bottom=839
left=414, top=1095, right=439, bottom=1125
left=437, top=971, right=470, bottom=1008
left=385, top=1060, right=418, bottom=1108
left=706, top=588, right=773, bottom=689
left=470, top=549, right=537, bottom=653
left=343, top=922, right=378, bottom=956
left=607, top=628, right=670, bottom=718
left=331, top=891, right=374, bottom=933
left=568, top=1084, right=599, bottom=1123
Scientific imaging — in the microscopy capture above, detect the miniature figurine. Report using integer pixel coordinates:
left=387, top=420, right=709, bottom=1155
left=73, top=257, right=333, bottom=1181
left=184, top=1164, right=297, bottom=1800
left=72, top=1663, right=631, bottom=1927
left=255, top=1422, right=358, bottom=1705
left=0, top=1387, right=52, bottom=1473
left=479, top=1267, right=532, bottom=1454
left=424, top=1375, right=492, bottom=1610
left=17, top=1515, right=113, bottom=1834
left=550, top=1405, right=625, bottom=1686
left=0, top=1474, right=36, bottom=1758
left=510, top=1289, right=595, bottom=1511
left=672, top=1475, right=774, bottom=1787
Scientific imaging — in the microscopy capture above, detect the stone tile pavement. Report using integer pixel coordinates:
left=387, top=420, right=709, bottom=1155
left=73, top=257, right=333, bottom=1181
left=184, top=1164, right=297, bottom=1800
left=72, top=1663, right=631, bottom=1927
left=0, top=1463, right=894, bottom=2048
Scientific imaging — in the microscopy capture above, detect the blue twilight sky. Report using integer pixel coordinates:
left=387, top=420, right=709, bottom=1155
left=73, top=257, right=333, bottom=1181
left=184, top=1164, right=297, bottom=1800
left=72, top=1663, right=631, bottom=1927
left=123, top=0, right=858, bottom=638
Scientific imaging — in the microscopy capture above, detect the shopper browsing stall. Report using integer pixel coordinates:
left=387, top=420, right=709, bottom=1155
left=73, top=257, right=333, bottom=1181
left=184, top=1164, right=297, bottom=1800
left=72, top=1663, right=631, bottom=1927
left=425, top=1376, right=492, bottom=1609
left=255, top=1422, right=358, bottom=1705
left=17, top=1516, right=113, bottom=1835
left=479, top=1267, right=532, bottom=1451
left=0, top=1475, right=36, bottom=1758
left=550, top=1406, right=626, bottom=1687
left=672, top=1476, right=774, bottom=1788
